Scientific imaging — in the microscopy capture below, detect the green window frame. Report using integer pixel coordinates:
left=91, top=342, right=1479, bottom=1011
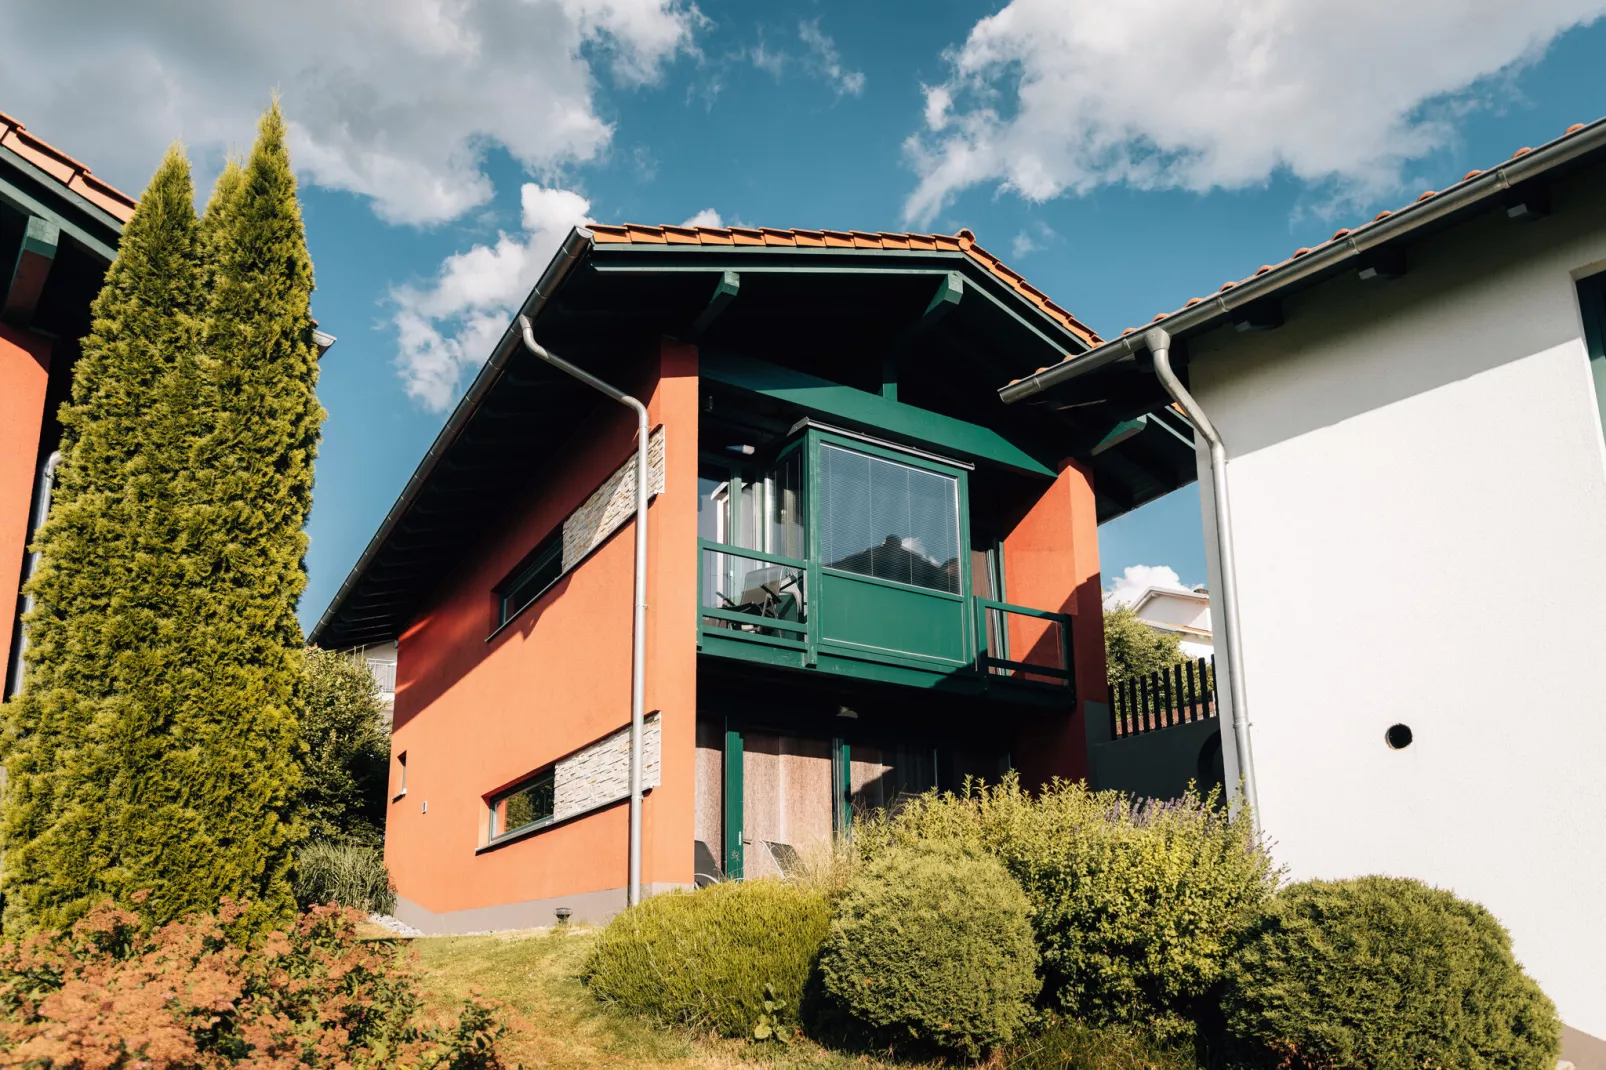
left=487, top=768, right=556, bottom=844
left=495, top=534, right=563, bottom=630
left=805, top=428, right=975, bottom=669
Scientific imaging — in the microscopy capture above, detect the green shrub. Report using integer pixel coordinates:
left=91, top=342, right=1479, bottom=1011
left=0, top=899, right=505, bottom=1067
left=300, top=646, right=391, bottom=845
left=816, top=842, right=1039, bottom=1059
left=583, top=879, right=830, bottom=1037
left=294, top=838, right=395, bottom=914
left=855, top=773, right=1275, bottom=1042
left=1223, top=876, right=1561, bottom=1070
left=999, top=1017, right=1201, bottom=1070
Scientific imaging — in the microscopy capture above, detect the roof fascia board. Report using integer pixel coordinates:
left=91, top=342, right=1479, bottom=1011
left=308, top=226, right=595, bottom=646
left=587, top=243, right=1093, bottom=354
left=1000, top=116, right=1606, bottom=403
left=701, top=348, right=1056, bottom=477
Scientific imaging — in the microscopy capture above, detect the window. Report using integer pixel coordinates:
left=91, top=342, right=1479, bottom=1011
left=497, top=535, right=562, bottom=628
left=393, top=751, right=408, bottom=801
left=818, top=443, right=961, bottom=593
left=489, top=769, right=556, bottom=841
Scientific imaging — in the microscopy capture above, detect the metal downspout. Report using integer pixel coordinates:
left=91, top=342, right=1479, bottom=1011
left=1143, top=328, right=1261, bottom=828
left=517, top=317, right=649, bottom=908
left=6, top=451, right=62, bottom=699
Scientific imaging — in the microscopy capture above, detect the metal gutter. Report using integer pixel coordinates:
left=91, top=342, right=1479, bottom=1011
left=308, top=226, right=594, bottom=647
left=1000, top=116, right=1606, bottom=405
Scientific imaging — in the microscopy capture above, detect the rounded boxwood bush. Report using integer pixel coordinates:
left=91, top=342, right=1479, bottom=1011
left=1223, top=876, right=1561, bottom=1070
left=582, top=879, right=829, bottom=1037
left=816, top=841, right=1040, bottom=1059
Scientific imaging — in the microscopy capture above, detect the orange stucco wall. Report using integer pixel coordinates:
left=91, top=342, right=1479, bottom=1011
left=1001, top=459, right=1105, bottom=786
left=0, top=324, right=52, bottom=675
left=386, top=340, right=699, bottom=916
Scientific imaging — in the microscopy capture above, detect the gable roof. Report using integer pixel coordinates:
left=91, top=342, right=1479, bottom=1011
left=0, top=110, right=136, bottom=225
left=591, top=224, right=1102, bottom=349
left=1001, top=115, right=1606, bottom=403
left=311, top=223, right=1162, bottom=649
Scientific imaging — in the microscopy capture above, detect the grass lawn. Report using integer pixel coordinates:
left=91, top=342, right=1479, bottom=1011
left=407, top=926, right=927, bottom=1070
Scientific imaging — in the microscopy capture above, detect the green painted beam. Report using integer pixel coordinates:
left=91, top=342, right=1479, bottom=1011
left=884, top=272, right=964, bottom=400
left=2, top=215, right=59, bottom=327
left=0, top=149, right=122, bottom=261
left=1090, top=415, right=1147, bottom=456
left=689, top=269, right=739, bottom=339
left=700, top=349, right=1056, bottom=477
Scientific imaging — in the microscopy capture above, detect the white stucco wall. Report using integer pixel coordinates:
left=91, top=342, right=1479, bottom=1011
left=1188, top=162, right=1606, bottom=1039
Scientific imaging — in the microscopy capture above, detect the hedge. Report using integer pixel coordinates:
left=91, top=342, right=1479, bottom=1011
left=855, top=773, right=1275, bottom=1042
left=583, top=880, right=830, bottom=1037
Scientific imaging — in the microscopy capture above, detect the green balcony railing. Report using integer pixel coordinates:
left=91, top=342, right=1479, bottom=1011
left=973, top=597, right=1075, bottom=693
left=698, top=540, right=810, bottom=649
left=698, top=539, right=1074, bottom=696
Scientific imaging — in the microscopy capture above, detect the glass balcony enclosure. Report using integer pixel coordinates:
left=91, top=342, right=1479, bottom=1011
left=697, top=425, right=1073, bottom=694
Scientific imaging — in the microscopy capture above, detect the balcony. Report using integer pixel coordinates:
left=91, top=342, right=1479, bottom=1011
left=695, top=427, right=1074, bottom=698
left=697, top=539, right=1072, bottom=697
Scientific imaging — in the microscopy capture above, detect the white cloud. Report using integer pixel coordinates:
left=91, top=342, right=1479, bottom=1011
left=904, top=0, right=1606, bottom=223
left=737, top=21, right=863, bottom=95
left=392, top=184, right=593, bottom=410
left=680, top=208, right=725, bottom=227
left=798, top=19, right=866, bottom=96
left=1010, top=221, right=1056, bottom=259
left=0, top=0, right=699, bottom=225
left=1105, top=564, right=1191, bottom=608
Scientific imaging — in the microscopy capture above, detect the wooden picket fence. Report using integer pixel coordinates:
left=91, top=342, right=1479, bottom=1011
left=1110, top=656, right=1217, bottom=738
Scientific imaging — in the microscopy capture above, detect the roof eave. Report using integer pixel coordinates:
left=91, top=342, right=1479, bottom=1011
left=1000, top=115, right=1606, bottom=405
left=307, top=225, right=595, bottom=647
left=585, top=239, right=1097, bottom=356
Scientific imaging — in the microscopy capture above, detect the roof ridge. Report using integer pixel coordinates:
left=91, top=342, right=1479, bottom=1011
left=588, top=222, right=1102, bottom=347
left=0, top=109, right=137, bottom=223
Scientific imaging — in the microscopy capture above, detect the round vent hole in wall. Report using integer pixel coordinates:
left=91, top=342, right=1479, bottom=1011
left=1385, top=724, right=1414, bottom=750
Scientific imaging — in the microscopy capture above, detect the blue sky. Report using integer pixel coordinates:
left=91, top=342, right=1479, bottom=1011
left=5, top=0, right=1606, bottom=626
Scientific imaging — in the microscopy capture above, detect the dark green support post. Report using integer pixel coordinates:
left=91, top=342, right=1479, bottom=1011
left=723, top=725, right=744, bottom=879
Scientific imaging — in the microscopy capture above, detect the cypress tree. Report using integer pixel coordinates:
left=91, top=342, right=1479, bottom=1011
left=0, top=147, right=203, bottom=930
left=112, top=103, right=322, bottom=933
left=2, top=105, right=323, bottom=935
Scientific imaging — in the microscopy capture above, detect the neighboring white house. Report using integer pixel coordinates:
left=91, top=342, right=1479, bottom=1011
left=1007, top=118, right=1606, bottom=1064
left=354, top=640, right=397, bottom=726
left=1111, top=582, right=1214, bottom=659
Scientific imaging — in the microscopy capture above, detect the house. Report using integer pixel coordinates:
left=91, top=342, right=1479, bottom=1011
left=310, top=225, right=1197, bottom=933
left=354, top=640, right=398, bottom=726
left=1002, top=117, right=1606, bottom=1063
left=0, top=112, right=135, bottom=698
left=1112, top=583, right=1212, bottom=659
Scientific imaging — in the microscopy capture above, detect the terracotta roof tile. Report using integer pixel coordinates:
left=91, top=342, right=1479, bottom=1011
left=1033, top=118, right=1601, bottom=376
left=583, top=223, right=1102, bottom=346
left=0, top=111, right=136, bottom=223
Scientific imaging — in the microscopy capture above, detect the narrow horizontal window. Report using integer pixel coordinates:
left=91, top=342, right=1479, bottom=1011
left=497, top=536, right=563, bottom=628
left=489, top=768, right=556, bottom=841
